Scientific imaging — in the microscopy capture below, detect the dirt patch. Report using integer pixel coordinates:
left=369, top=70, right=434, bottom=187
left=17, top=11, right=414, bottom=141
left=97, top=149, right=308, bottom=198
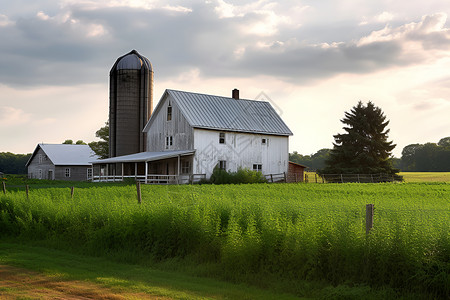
left=0, top=265, right=169, bottom=299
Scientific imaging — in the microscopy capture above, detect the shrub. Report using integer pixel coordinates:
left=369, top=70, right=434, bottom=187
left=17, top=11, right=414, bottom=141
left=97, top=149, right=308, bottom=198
left=209, top=167, right=267, bottom=184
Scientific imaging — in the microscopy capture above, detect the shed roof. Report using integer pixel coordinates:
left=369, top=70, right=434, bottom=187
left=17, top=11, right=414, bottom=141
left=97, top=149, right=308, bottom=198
left=91, top=150, right=195, bottom=164
left=26, top=144, right=99, bottom=167
left=289, top=161, right=308, bottom=169
left=144, top=89, right=293, bottom=136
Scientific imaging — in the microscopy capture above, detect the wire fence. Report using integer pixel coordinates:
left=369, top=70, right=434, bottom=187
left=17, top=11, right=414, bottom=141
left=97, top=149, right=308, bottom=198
left=305, top=173, right=403, bottom=183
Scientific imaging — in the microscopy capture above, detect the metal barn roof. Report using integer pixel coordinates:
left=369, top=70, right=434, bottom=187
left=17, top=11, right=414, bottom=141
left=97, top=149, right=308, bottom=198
left=145, top=89, right=293, bottom=136
left=91, top=150, right=195, bottom=164
left=26, top=144, right=99, bottom=166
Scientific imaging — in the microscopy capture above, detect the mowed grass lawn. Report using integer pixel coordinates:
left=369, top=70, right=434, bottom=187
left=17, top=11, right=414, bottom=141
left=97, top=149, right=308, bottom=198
left=400, top=172, right=450, bottom=183
left=0, top=242, right=302, bottom=300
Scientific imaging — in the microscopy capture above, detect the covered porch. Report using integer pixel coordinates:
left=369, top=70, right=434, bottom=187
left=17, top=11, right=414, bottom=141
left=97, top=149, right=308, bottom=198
left=91, top=150, right=205, bottom=184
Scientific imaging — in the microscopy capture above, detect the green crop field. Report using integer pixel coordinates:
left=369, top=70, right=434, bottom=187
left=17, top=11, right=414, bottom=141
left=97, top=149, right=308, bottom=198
left=0, top=182, right=449, bottom=298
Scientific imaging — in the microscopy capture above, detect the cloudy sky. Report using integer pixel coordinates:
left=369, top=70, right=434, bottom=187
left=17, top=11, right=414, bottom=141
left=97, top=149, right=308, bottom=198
left=1, top=0, right=449, bottom=157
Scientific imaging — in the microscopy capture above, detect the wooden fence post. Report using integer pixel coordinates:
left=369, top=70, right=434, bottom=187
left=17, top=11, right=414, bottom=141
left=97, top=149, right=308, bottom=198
left=2, top=181, right=6, bottom=194
left=26, top=185, right=29, bottom=200
left=283, top=172, right=287, bottom=183
left=136, top=181, right=142, bottom=204
left=315, top=174, right=317, bottom=183
left=71, top=186, right=75, bottom=199
left=366, top=204, right=374, bottom=234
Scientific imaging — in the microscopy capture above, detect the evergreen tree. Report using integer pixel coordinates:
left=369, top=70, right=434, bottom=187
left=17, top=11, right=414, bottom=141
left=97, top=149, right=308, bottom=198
left=319, top=101, right=398, bottom=175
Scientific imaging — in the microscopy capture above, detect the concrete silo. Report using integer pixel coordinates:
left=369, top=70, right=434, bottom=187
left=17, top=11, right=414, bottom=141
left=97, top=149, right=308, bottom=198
left=109, top=50, right=153, bottom=157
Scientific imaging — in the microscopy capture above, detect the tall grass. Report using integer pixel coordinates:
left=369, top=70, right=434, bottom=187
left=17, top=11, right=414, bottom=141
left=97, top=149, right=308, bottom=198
left=0, top=183, right=448, bottom=297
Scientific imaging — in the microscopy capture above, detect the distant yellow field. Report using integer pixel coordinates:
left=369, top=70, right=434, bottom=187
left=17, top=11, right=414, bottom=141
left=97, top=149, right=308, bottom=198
left=399, top=172, right=450, bottom=183
left=304, top=172, right=450, bottom=183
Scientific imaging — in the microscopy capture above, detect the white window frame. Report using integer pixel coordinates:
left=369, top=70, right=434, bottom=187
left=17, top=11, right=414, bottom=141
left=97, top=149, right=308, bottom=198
left=165, top=136, right=173, bottom=149
left=38, top=169, right=42, bottom=179
left=39, top=154, right=43, bottom=164
left=219, top=160, right=227, bottom=170
left=65, top=168, right=71, bottom=178
left=87, top=168, right=93, bottom=180
left=253, top=164, right=262, bottom=172
left=219, top=132, right=225, bottom=144
left=167, top=101, right=172, bottom=121
left=262, top=138, right=268, bottom=145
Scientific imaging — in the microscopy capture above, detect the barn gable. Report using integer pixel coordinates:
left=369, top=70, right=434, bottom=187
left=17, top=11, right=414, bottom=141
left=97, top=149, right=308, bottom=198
left=144, top=91, right=194, bottom=152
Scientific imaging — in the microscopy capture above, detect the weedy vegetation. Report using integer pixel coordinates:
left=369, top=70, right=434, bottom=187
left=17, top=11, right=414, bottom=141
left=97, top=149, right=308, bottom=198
left=0, top=182, right=448, bottom=299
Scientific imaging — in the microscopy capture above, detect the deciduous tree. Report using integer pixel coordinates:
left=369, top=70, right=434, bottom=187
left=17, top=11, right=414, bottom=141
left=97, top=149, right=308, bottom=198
left=88, top=121, right=109, bottom=159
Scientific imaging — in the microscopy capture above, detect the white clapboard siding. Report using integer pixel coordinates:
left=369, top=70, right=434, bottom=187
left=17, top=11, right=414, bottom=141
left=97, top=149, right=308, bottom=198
left=193, top=129, right=288, bottom=178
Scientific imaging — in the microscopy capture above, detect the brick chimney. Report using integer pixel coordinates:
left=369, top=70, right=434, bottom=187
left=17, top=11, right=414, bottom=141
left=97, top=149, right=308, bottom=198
left=232, top=88, right=239, bottom=99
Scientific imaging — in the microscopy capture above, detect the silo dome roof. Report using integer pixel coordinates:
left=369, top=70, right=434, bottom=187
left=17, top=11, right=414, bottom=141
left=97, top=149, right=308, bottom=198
left=112, top=50, right=153, bottom=71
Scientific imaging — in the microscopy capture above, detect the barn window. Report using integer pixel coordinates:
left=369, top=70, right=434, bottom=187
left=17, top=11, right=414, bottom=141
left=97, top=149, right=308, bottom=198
left=167, top=102, right=172, bottom=121
left=253, top=164, right=262, bottom=172
left=165, top=136, right=173, bottom=149
left=219, top=132, right=225, bottom=144
left=39, top=154, right=43, bottom=164
left=181, top=161, right=190, bottom=174
left=219, top=160, right=226, bottom=170
left=38, top=169, right=42, bottom=179
left=262, top=138, right=268, bottom=145
left=65, top=168, right=71, bottom=178
left=87, top=168, right=93, bottom=180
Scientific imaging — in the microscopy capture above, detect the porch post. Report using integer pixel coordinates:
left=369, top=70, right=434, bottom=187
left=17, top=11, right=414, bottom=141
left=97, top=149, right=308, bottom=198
left=177, top=155, right=181, bottom=184
left=121, top=163, right=124, bottom=181
left=135, top=163, right=137, bottom=180
left=145, top=161, right=148, bottom=184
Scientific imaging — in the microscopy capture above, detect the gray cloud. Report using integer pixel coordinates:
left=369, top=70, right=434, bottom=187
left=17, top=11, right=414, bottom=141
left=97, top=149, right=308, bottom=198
left=0, top=1, right=449, bottom=88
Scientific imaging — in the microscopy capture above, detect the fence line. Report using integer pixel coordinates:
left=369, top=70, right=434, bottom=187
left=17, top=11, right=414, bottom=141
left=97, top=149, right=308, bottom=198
left=264, top=172, right=287, bottom=183
left=304, top=173, right=402, bottom=183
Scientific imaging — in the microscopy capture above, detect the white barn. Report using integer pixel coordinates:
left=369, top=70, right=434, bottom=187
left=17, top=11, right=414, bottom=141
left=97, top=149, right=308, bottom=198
left=92, top=89, right=292, bottom=183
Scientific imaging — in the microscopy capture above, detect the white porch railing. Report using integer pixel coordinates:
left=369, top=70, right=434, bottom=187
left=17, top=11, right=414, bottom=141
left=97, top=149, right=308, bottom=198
left=92, top=174, right=206, bottom=184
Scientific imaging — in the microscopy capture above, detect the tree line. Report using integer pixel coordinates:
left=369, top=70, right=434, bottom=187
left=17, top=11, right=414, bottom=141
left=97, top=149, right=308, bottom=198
left=0, top=152, right=31, bottom=174
left=290, top=136, right=450, bottom=173
left=289, top=149, right=331, bottom=171
left=400, top=137, right=450, bottom=171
